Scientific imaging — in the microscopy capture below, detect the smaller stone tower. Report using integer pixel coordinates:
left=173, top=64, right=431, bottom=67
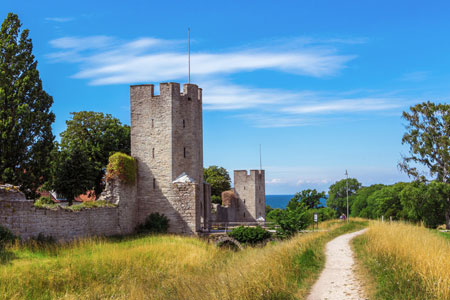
left=233, top=170, right=266, bottom=221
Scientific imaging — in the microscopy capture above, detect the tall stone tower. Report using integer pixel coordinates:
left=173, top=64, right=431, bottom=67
left=130, top=82, right=209, bottom=234
left=233, top=170, right=266, bottom=221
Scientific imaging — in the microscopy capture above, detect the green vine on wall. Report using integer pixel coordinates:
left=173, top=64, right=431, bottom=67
left=105, top=152, right=137, bottom=185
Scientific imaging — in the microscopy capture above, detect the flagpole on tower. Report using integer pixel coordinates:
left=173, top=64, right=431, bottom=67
left=188, top=27, right=190, bottom=84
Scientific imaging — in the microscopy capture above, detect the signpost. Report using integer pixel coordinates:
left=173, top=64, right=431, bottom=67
left=313, top=213, right=318, bottom=231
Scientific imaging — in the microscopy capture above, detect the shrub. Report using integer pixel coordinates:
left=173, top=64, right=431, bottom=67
left=211, top=195, right=221, bottom=204
left=136, top=213, right=169, bottom=234
left=0, top=225, right=15, bottom=248
left=228, top=226, right=271, bottom=245
left=105, top=152, right=137, bottom=185
left=34, top=196, right=55, bottom=208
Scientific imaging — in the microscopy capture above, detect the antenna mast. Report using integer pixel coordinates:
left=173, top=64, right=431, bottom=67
left=259, top=144, right=262, bottom=171
left=188, top=27, right=190, bottom=84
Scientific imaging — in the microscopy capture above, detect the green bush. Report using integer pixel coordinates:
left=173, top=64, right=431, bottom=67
left=34, top=196, right=55, bottom=208
left=211, top=195, right=221, bottom=204
left=106, top=152, right=137, bottom=185
left=228, top=226, right=271, bottom=245
left=136, top=213, right=169, bottom=234
left=0, top=225, right=16, bottom=248
left=305, top=207, right=337, bottom=222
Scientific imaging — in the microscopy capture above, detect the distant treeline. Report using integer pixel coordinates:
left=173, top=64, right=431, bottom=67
left=327, top=178, right=450, bottom=228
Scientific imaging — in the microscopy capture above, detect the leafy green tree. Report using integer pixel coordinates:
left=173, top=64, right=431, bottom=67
left=203, top=166, right=231, bottom=201
left=0, top=13, right=55, bottom=198
left=51, top=146, right=97, bottom=206
left=327, top=178, right=361, bottom=215
left=267, top=202, right=310, bottom=238
left=288, top=189, right=325, bottom=210
left=351, top=184, right=385, bottom=217
left=399, top=102, right=450, bottom=228
left=400, top=181, right=449, bottom=228
left=59, top=111, right=130, bottom=196
left=373, top=182, right=408, bottom=219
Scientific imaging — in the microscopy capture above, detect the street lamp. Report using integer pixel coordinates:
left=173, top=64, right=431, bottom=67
left=345, top=169, right=349, bottom=223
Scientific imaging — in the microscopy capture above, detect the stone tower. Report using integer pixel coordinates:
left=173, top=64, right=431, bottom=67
left=130, top=82, right=210, bottom=234
left=233, top=170, right=266, bottom=221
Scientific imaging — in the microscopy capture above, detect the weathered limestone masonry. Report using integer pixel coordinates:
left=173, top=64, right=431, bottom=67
left=234, top=170, right=266, bottom=221
left=211, top=170, right=266, bottom=223
left=131, top=83, right=210, bottom=234
left=0, top=182, right=136, bottom=240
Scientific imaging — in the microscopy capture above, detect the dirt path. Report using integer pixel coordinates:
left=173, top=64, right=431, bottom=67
left=307, top=229, right=368, bottom=300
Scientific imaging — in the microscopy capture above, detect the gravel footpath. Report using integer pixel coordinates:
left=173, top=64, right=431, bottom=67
left=307, top=229, right=368, bottom=300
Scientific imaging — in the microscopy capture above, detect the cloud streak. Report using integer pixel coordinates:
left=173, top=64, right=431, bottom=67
left=47, top=35, right=408, bottom=127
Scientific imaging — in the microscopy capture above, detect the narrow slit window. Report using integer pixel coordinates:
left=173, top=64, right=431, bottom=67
left=243, top=199, right=245, bottom=204
left=183, top=119, right=185, bottom=128
left=243, top=212, right=246, bottom=218
left=152, top=148, right=155, bottom=158
left=151, top=119, right=154, bottom=128
left=153, top=178, right=156, bottom=189
left=183, top=147, right=186, bottom=158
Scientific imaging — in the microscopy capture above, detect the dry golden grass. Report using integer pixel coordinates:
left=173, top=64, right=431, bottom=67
left=357, top=221, right=450, bottom=300
left=0, top=220, right=365, bottom=300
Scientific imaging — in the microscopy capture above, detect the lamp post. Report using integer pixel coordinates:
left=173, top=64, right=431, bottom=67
left=345, top=169, right=349, bottom=223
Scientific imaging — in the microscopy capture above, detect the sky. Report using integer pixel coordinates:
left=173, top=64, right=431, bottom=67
left=2, top=0, right=450, bottom=194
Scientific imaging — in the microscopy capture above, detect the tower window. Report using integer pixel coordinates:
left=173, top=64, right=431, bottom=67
left=183, top=119, right=185, bottom=128
left=152, top=148, right=155, bottom=158
left=153, top=178, right=156, bottom=189
left=151, top=119, right=154, bottom=128
left=244, top=186, right=245, bottom=190
left=243, top=212, right=246, bottom=218
left=184, top=147, right=186, bottom=158
left=188, top=97, right=192, bottom=101
left=243, top=199, right=246, bottom=204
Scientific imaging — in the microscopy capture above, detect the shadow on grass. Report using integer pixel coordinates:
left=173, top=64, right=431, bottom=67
left=0, top=248, right=15, bottom=264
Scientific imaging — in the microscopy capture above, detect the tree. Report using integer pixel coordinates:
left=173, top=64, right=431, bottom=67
left=51, top=146, right=97, bottom=206
left=59, top=111, right=130, bottom=196
left=351, top=184, right=385, bottom=217
left=0, top=13, right=55, bottom=198
left=267, top=203, right=310, bottom=238
left=399, top=102, right=450, bottom=228
left=400, top=181, right=449, bottom=228
left=203, top=166, right=231, bottom=203
left=288, top=189, right=325, bottom=210
left=327, top=178, right=361, bottom=215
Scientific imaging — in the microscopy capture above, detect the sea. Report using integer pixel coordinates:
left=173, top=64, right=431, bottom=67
left=265, top=195, right=328, bottom=209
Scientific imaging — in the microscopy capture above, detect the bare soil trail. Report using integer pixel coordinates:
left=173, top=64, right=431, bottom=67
left=307, top=229, right=368, bottom=300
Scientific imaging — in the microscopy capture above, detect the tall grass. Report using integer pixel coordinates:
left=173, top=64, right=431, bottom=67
left=0, top=220, right=366, bottom=300
left=354, top=221, right=450, bottom=300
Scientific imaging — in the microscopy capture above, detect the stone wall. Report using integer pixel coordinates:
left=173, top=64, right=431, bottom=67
left=0, top=181, right=136, bottom=241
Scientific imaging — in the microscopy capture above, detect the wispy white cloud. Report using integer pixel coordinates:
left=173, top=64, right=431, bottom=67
left=282, top=98, right=402, bottom=115
left=48, top=35, right=354, bottom=85
left=399, top=71, right=430, bottom=82
left=45, top=17, right=74, bottom=23
left=47, top=35, right=409, bottom=127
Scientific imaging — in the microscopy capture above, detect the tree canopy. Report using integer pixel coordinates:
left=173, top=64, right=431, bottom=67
left=59, top=111, right=130, bottom=196
left=327, top=178, right=361, bottom=215
left=203, top=166, right=231, bottom=203
left=399, top=101, right=450, bottom=228
left=0, top=13, right=55, bottom=198
left=287, top=189, right=325, bottom=210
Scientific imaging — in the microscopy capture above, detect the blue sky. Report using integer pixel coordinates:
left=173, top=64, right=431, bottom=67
left=2, top=0, right=450, bottom=194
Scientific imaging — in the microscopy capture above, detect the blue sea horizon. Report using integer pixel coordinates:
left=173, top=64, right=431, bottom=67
left=265, top=194, right=328, bottom=209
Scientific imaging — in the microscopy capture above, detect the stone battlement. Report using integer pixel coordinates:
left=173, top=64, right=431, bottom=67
left=130, top=83, right=202, bottom=102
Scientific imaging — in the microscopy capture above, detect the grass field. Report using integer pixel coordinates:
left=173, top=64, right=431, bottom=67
left=0, top=220, right=366, bottom=300
left=354, top=221, right=450, bottom=300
